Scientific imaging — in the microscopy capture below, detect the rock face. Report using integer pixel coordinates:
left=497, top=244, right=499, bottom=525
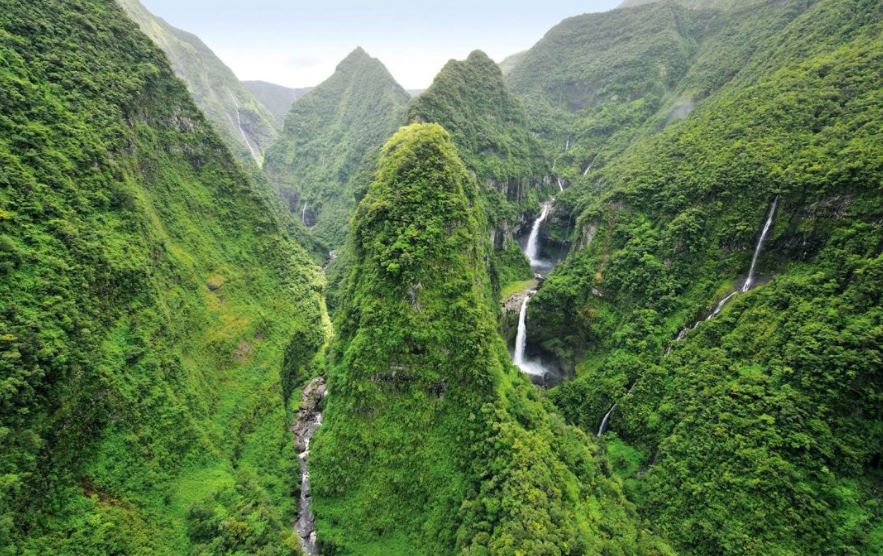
left=292, top=377, right=326, bottom=556
left=117, top=0, right=279, bottom=168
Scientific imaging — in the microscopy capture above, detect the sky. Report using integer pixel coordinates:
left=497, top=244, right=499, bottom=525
left=140, top=0, right=622, bottom=89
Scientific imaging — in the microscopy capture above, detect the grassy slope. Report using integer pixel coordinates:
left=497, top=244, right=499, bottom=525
left=117, top=0, right=279, bottom=168
left=264, top=48, right=410, bottom=251
left=0, top=1, right=326, bottom=553
left=525, top=0, right=882, bottom=552
left=310, top=124, right=662, bottom=555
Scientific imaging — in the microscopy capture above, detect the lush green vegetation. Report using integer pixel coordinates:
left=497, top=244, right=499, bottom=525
left=264, top=48, right=410, bottom=251
left=408, top=50, right=547, bottom=295
left=521, top=0, right=882, bottom=552
left=243, top=81, right=312, bottom=127
left=118, top=0, right=280, bottom=169
left=310, top=124, right=663, bottom=554
left=0, top=1, right=326, bottom=553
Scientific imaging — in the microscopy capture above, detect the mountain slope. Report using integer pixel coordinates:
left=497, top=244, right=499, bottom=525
left=408, top=50, right=550, bottom=286
left=264, top=47, right=410, bottom=249
left=524, top=0, right=883, bottom=552
left=309, top=123, right=661, bottom=555
left=117, top=0, right=279, bottom=167
left=0, top=1, right=326, bottom=553
left=506, top=1, right=711, bottom=185
left=243, top=80, right=312, bottom=127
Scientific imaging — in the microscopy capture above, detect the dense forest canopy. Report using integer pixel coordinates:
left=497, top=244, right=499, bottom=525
left=1, top=0, right=880, bottom=554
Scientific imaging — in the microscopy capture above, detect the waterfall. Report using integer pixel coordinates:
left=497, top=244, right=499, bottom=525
left=302, top=201, right=309, bottom=225
left=706, top=291, right=738, bottom=321
left=228, top=92, right=260, bottom=163
left=525, top=203, right=551, bottom=266
left=513, top=292, right=548, bottom=379
left=665, top=197, right=781, bottom=355
left=583, top=156, right=597, bottom=176
left=513, top=295, right=530, bottom=366
left=556, top=177, right=564, bottom=192
left=597, top=382, right=636, bottom=436
left=565, top=136, right=571, bottom=151
left=742, top=198, right=778, bottom=292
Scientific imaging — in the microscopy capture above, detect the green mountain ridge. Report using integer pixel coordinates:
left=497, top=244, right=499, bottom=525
left=518, top=0, right=882, bottom=552
left=117, top=0, right=279, bottom=168
left=243, top=80, right=313, bottom=127
left=2, top=0, right=881, bottom=554
left=310, top=123, right=660, bottom=555
left=264, top=47, right=410, bottom=250
left=0, top=0, right=326, bottom=553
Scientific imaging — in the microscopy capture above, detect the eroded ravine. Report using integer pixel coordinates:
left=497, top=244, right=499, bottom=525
left=292, top=376, right=326, bottom=555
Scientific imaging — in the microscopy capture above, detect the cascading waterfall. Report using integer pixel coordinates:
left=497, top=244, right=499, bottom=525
left=228, top=92, right=260, bottom=163
left=604, top=198, right=779, bottom=435
left=293, top=377, right=326, bottom=556
left=302, top=201, right=309, bottom=225
left=583, top=155, right=597, bottom=177
left=742, top=197, right=778, bottom=292
left=556, top=177, right=564, bottom=192
left=525, top=202, right=551, bottom=267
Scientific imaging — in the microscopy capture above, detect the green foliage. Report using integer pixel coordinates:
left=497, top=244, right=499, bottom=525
left=242, top=80, right=312, bottom=127
left=310, top=123, right=658, bottom=554
left=264, top=48, right=410, bottom=250
left=118, top=0, right=280, bottom=168
left=526, top=0, right=883, bottom=552
left=0, top=1, right=324, bottom=553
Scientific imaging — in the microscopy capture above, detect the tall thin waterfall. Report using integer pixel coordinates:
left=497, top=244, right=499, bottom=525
left=742, top=198, right=778, bottom=292
left=513, top=296, right=531, bottom=366
left=302, top=201, right=309, bottom=225
left=525, top=203, right=551, bottom=266
left=228, top=92, right=260, bottom=163
left=557, top=177, right=564, bottom=192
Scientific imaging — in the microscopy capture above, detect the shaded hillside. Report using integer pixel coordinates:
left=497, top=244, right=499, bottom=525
left=264, top=47, right=410, bottom=250
left=243, top=80, right=312, bottom=127
left=0, top=0, right=327, bottom=553
left=524, top=0, right=883, bottom=552
left=118, top=0, right=279, bottom=167
left=309, top=124, right=663, bottom=555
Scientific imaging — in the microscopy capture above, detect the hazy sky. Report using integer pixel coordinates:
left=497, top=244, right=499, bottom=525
left=140, top=1, right=622, bottom=89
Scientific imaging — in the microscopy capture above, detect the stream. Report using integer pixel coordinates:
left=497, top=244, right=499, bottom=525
left=292, top=376, right=326, bottom=555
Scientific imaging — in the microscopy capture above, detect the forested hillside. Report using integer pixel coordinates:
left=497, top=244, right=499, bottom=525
left=264, top=48, right=410, bottom=250
left=518, top=0, right=882, bottom=552
left=2, top=0, right=880, bottom=554
left=243, top=80, right=313, bottom=127
left=408, top=50, right=550, bottom=287
left=117, top=0, right=279, bottom=168
left=0, top=1, right=326, bottom=553
left=309, top=124, right=664, bottom=555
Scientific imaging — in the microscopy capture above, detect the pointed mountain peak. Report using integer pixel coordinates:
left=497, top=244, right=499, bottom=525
left=338, top=46, right=373, bottom=68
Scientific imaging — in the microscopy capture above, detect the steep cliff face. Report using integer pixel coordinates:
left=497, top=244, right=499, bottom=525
left=526, top=0, right=882, bottom=552
left=0, top=1, right=325, bottom=552
left=309, top=124, right=657, bottom=555
left=264, top=47, right=410, bottom=250
left=117, top=0, right=279, bottom=168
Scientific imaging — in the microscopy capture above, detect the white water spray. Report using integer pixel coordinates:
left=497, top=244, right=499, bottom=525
left=513, top=293, right=548, bottom=378
left=302, top=201, right=309, bottom=225
left=742, top=198, right=778, bottom=292
left=525, top=203, right=551, bottom=266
